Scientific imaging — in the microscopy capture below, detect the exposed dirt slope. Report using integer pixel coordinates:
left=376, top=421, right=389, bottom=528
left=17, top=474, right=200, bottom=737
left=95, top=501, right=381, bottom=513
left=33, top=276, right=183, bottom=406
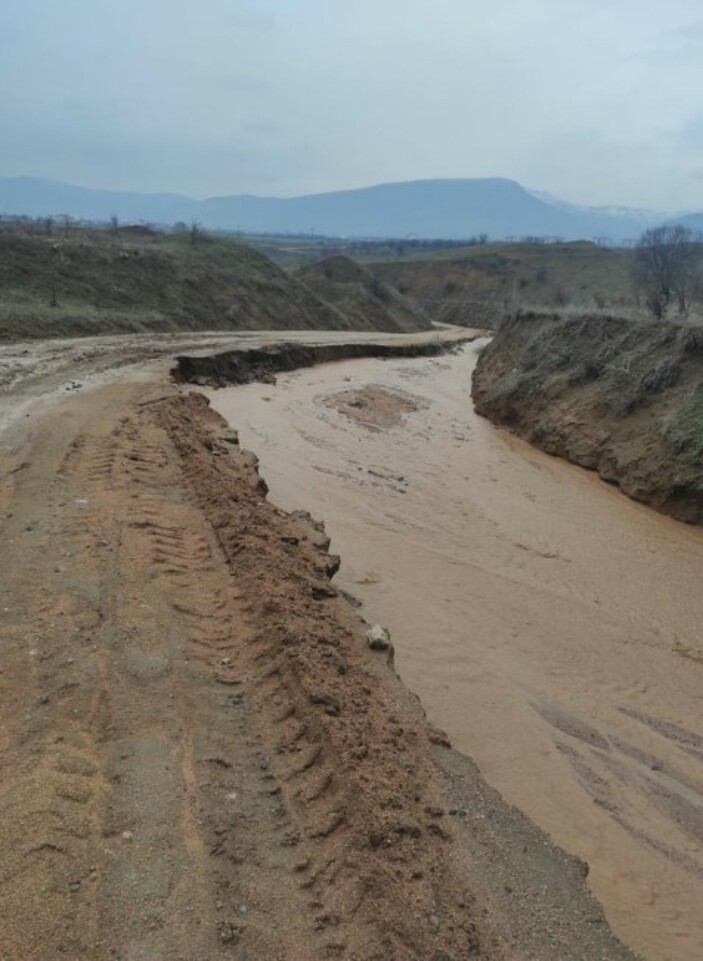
left=0, top=231, right=354, bottom=340
left=295, top=255, right=431, bottom=333
left=173, top=334, right=475, bottom=387
left=472, top=311, right=703, bottom=523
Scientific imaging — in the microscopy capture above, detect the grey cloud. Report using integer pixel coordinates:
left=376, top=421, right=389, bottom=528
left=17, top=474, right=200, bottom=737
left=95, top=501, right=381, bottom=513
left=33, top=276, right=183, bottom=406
left=2, top=0, right=703, bottom=209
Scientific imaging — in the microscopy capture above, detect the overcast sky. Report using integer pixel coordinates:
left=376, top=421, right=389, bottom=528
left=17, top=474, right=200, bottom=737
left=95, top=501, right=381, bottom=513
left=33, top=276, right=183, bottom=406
left=2, top=0, right=703, bottom=210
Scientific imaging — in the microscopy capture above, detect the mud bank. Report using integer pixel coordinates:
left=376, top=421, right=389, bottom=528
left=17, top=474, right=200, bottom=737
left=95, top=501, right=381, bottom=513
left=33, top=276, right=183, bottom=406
left=472, top=311, right=703, bottom=524
left=174, top=334, right=476, bottom=387
left=157, top=390, right=637, bottom=961
left=158, top=392, right=495, bottom=960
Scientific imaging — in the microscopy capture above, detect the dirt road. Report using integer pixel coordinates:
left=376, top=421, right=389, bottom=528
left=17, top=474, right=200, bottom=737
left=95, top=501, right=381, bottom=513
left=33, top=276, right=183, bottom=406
left=0, top=331, right=640, bottom=960
left=209, top=343, right=703, bottom=961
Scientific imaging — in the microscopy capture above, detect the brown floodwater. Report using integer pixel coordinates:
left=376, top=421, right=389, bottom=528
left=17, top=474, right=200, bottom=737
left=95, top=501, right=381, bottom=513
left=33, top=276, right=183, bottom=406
left=208, top=342, right=703, bottom=961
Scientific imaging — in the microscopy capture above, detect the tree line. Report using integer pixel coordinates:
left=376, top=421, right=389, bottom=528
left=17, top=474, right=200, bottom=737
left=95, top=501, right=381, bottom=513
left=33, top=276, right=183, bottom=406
left=632, top=226, right=703, bottom=319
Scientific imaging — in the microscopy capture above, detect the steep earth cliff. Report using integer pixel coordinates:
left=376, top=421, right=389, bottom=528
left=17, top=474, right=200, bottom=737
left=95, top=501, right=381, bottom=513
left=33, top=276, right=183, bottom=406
left=473, top=312, right=703, bottom=524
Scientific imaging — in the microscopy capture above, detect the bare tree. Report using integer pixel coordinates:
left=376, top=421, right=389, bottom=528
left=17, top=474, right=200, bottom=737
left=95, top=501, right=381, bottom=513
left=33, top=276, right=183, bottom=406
left=632, top=225, right=702, bottom=318
left=110, top=215, right=119, bottom=236
left=189, top=219, right=202, bottom=247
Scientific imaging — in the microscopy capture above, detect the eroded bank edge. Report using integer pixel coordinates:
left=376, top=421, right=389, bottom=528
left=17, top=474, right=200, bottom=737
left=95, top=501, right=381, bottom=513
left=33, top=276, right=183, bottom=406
left=172, top=334, right=481, bottom=387
left=154, top=387, right=640, bottom=960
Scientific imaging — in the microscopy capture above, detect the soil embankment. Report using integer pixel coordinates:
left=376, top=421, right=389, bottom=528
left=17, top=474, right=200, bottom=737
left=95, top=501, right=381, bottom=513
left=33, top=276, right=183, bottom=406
left=473, top=311, right=703, bottom=523
left=173, top=330, right=475, bottom=387
left=0, top=334, right=638, bottom=960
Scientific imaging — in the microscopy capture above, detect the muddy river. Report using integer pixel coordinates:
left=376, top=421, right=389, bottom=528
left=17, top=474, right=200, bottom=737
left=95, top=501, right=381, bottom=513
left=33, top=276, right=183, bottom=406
left=209, top=342, right=703, bottom=961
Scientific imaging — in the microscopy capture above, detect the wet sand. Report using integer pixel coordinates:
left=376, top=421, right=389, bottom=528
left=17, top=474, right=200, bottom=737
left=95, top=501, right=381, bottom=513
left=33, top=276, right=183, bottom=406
left=209, top=343, right=703, bottom=961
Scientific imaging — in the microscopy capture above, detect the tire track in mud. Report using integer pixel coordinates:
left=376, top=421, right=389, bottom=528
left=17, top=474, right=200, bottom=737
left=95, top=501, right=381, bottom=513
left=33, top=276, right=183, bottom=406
left=0, top=393, right=314, bottom=960
left=1, top=419, right=116, bottom=958
left=4, top=388, right=474, bottom=961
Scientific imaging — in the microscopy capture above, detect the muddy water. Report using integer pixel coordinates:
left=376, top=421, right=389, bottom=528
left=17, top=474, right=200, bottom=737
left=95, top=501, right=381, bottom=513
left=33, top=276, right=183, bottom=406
left=209, top=343, right=703, bottom=961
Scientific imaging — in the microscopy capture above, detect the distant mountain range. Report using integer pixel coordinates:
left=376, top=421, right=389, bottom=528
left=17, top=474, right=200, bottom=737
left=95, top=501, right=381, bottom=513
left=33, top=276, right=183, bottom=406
left=0, top=175, right=696, bottom=242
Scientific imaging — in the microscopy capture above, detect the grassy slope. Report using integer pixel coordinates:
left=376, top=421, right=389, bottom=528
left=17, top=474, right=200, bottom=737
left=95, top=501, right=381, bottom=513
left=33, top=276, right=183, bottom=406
left=365, top=242, right=634, bottom=328
left=0, top=228, right=369, bottom=339
left=295, top=255, right=431, bottom=333
left=472, top=311, right=703, bottom=523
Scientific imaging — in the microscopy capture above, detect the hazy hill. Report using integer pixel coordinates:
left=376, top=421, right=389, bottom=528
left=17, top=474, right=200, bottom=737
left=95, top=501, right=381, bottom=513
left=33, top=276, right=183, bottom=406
left=0, top=178, right=194, bottom=226
left=295, top=255, right=431, bottom=333
left=0, top=176, right=682, bottom=242
left=667, top=212, right=703, bottom=233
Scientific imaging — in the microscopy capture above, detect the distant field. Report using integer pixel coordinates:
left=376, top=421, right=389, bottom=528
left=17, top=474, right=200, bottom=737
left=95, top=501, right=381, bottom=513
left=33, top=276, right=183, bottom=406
left=363, top=241, right=638, bottom=327
left=240, top=234, right=641, bottom=328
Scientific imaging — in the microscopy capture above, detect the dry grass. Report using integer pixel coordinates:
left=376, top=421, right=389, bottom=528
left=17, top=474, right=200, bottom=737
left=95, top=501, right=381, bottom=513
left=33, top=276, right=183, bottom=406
left=369, top=242, right=638, bottom=325
left=481, top=311, right=703, bottom=421
left=472, top=310, right=703, bottom=523
left=0, top=225, right=359, bottom=339
left=662, top=381, right=703, bottom=459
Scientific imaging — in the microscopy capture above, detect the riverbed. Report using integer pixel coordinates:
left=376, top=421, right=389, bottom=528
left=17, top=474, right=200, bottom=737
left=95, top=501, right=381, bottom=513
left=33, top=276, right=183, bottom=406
left=208, top=342, right=703, bottom=961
